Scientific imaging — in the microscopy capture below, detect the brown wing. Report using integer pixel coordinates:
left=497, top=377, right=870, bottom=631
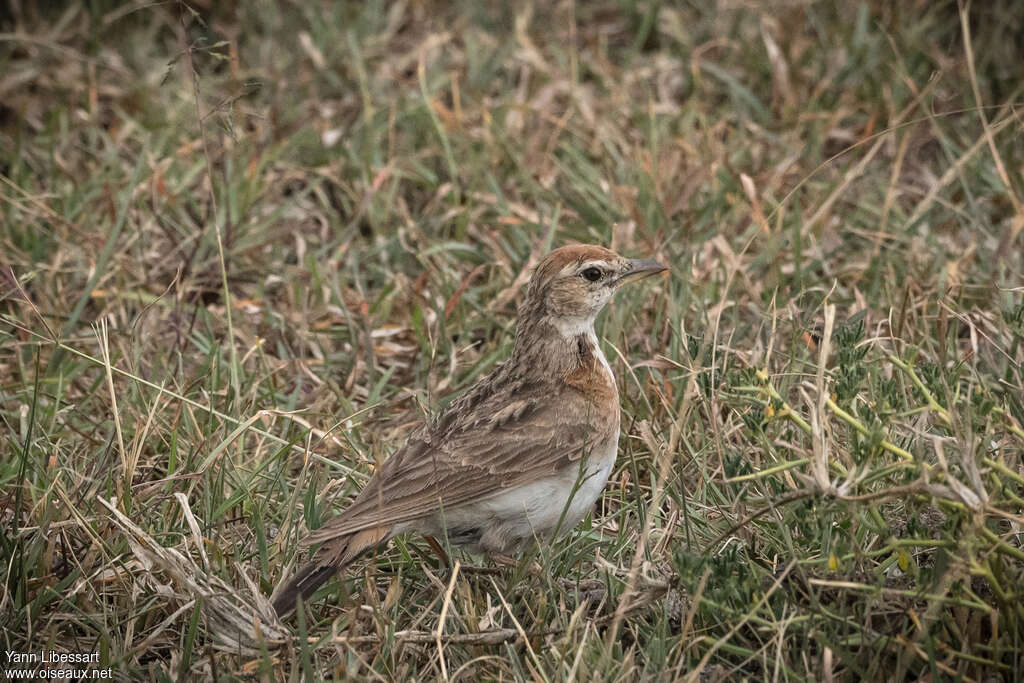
left=304, top=374, right=618, bottom=545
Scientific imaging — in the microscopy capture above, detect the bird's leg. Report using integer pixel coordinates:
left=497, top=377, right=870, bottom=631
left=490, top=553, right=519, bottom=567
left=423, top=535, right=451, bottom=569
left=494, top=552, right=544, bottom=577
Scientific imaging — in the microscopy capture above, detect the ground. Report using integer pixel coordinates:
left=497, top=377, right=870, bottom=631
left=2, top=1, right=1023, bottom=680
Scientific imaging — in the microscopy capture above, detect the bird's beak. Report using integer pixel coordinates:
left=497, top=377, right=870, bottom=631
left=614, top=258, right=667, bottom=286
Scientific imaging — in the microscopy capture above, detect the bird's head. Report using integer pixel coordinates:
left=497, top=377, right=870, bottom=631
left=523, top=244, right=666, bottom=338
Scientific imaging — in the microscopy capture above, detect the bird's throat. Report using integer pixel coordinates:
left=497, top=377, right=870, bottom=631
left=511, top=314, right=603, bottom=383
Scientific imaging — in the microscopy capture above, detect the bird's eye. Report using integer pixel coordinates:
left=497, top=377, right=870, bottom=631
left=581, top=267, right=603, bottom=282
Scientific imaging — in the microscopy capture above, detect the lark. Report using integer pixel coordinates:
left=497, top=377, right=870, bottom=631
left=272, top=244, right=666, bottom=615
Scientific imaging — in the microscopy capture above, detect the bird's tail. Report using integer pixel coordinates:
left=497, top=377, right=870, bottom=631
left=272, top=525, right=391, bottom=617
left=271, top=562, right=339, bottom=617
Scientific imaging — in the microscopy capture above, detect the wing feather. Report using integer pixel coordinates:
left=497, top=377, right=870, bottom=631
left=304, top=378, right=616, bottom=545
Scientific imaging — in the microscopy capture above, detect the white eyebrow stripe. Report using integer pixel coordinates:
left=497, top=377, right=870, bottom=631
left=557, top=258, right=611, bottom=276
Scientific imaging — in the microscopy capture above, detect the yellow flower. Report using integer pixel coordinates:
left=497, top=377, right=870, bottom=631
left=897, top=550, right=910, bottom=572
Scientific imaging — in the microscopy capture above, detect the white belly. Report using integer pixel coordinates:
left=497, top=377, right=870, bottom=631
left=423, top=427, right=619, bottom=554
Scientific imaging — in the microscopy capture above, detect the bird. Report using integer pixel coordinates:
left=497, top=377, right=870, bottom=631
left=272, top=244, right=666, bottom=616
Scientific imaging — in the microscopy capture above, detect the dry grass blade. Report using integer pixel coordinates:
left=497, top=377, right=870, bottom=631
left=435, top=559, right=460, bottom=681
left=95, top=318, right=130, bottom=487
left=96, top=497, right=288, bottom=652
left=958, top=0, right=1023, bottom=216
left=810, top=303, right=836, bottom=493
left=174, top=492, right=211, bottom=570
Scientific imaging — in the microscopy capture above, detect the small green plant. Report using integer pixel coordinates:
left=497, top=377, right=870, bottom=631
left=722, top=306, right=1024, bottom=678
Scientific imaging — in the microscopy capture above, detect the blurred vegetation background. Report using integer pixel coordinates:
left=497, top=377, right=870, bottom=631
left=2, top=0, right=1023, bottom=680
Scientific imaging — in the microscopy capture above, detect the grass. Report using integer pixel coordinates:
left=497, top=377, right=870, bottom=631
left=1, top=0, right=1023, bottom=679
